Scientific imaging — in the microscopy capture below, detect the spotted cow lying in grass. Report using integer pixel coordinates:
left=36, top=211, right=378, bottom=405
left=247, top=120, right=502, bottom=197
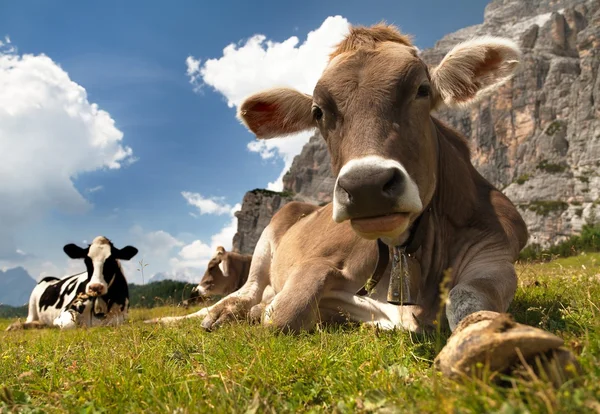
left=6, top=236, right=138, bottom=331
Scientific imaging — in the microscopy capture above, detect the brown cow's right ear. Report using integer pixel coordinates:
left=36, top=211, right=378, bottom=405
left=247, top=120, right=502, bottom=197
left=237, top=88, right=315, bottom=139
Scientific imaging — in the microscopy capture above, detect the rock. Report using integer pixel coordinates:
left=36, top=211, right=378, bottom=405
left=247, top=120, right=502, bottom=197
left=282, top=132, right=335, bottom=206
left=421, top=0, right=600, bottom=248
left=231, top=189, right=294, bottom=255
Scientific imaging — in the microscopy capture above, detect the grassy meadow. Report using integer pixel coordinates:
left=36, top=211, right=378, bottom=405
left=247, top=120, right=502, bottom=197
left=1, top=254, right=599, bottom=413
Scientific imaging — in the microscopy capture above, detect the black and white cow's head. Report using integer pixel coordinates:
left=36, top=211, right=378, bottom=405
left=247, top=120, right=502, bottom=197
left=63, top=236, right=138, bottom=297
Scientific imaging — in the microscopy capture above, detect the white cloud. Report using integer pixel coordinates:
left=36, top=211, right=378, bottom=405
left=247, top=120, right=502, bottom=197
left=86, top=185, right=104, bottom=193
left=0, top=39, right=134, bottom=259
left=247, top=132, right=315, bottom=190
left=182, top=191, right=232, bottom=215
left=186, top=16, right=350, bottom=190
left=130, top=226, right=185, bottom=261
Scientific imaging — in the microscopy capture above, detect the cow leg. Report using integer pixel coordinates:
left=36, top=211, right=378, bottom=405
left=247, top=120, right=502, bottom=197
left=147, top=225, right=275, bottom=326
left=25, top=292, right=40, bottom=324
left=259, top=262, right=338, bottom=334
left=318, top=291, right=422, bottom=332
left=439, top=258, right=577, bottom=383
left=53, top=310, right=79, bottom=329
left=446, top=259, right=517, bottom=331
left=248, top=285, right=276, bottom=323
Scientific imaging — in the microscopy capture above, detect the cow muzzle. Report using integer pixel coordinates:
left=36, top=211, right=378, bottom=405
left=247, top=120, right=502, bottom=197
left=86, top=283, right=107, bottom=297
left=191, top=285, right=208, bottom=300
left=332, top=156, right=422, bottom=240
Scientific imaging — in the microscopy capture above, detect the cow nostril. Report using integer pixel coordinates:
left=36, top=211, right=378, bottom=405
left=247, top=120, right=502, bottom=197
left=337, top=184, right=352, bottom=204
left=382, top=169, right=403, bottom=197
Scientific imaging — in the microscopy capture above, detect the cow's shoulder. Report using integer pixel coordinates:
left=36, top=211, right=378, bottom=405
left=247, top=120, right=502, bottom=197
left=38, top=273, right=85, bottom=311
left=272, top=201, right=320, bottom=227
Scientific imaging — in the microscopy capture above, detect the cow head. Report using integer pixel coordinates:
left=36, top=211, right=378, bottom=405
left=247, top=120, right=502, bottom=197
left=63, top=236, right=138, bottom=297
left=238, top=24, right=520, bottom=244
left=191, top=246, right=233, bottom=300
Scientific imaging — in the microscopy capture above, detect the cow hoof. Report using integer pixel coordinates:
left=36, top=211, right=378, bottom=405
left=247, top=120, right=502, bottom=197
left=201, top=298, right=250, bottom=331
left=249, top=304, right=266, bottom=324
left=516, top=346, right=583, bottom=388
left=434, top=311, right=574, bottom=384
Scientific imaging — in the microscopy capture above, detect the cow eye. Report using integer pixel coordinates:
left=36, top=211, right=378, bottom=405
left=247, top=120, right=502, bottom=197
left=311, top=105, right=323, bottom=122
left=416, top=84, right=430, bottom=98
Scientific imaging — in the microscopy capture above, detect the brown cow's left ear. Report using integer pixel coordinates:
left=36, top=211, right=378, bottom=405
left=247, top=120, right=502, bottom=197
left=430, top=36, right=521, bottom=108
left=237, top=87, right=315, bottom=139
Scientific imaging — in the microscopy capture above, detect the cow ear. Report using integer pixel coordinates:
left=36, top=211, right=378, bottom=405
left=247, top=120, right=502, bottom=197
left=430, top=36, right=521, bottom=108
left=238, top=88, right=315, bottom=139
left=114, top=246, right=138, bottom=261
left=63, top=244, right=87, bottom=259
left=220, top=256, right=230, bottom=278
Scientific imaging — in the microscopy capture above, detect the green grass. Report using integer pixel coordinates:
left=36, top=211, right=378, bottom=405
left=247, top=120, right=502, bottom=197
left=536, top=160, right=567, bottom=174
left=514, top=174, right=531, bottom=185
left=1, top=255, right=599, bottom=413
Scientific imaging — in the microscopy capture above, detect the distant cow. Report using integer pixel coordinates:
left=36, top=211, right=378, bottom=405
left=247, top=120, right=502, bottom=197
left=6, top=236, right=138, bottom=331
left=147, top=203, right=317, bottom=325
left=183, top=247, right=252, bottom=307
left=151, top=24, right=529, bottom=335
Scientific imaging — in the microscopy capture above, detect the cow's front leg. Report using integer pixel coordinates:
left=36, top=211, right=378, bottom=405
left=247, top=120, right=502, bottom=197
left=435, top=311, right=580, bottom=384
left=438, top=258, right=579, bottom=384
left=445, top=259, right=517, bottom=331
left=259, top=262, right=337, bottom=334
left=53, top=310, right=79, bottom=329
left=147, top=226, right=274, bottom=326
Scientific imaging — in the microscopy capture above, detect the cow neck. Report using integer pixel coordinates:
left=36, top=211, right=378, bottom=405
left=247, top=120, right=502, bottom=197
left=236, top=259, right=250, bottom=291
left=356, top=128, right=440, bottom=298
left=355, top=201, right=432, bottom=297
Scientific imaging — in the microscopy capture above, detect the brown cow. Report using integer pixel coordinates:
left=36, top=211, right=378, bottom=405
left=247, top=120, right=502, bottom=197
left=149, top=25, right=573, bottom=378
left=153, top=25, right=528, bottom=331
left=225, top=26, right=530, bottom=333
left=185, top=247, right=252, bottom=306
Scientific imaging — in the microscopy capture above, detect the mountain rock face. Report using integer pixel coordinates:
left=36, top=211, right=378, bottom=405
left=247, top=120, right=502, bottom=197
left=0, top=267, right=36, bottom=307
left=232, top=189, right=294, bottom=255
left=232, top=0, right=600, bottom=254
left=420, top=0, right=600, bottom=247
left=282, top=133, right=336, bottom=206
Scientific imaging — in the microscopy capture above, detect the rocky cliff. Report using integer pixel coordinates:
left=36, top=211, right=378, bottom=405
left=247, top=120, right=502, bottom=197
left=232, top=189, right=294, bottom=255
left=232, top=0, right=600, bottom=254
left=421, top=0, right=600, bottom=247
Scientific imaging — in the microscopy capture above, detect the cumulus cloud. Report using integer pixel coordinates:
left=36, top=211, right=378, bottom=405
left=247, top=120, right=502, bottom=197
left=130, top=226, right=185, bottom=260
left=182, top=191, right=232, bottom=215
left=186, top=16, right=350, bottom=190
left=0, top=38, right=134, bottom=259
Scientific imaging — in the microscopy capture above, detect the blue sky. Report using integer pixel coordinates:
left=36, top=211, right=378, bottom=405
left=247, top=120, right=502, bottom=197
left=0, top=0, right=487, bottom=284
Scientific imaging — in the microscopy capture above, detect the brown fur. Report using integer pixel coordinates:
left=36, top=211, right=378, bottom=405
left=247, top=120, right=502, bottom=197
left=196, top=248, right=253, bottom=299
left=329, top=23, right=413, bottom=61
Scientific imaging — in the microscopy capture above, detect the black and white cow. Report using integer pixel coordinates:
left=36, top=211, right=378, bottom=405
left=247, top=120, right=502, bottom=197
left=5, top=236, right=138, bottom=331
